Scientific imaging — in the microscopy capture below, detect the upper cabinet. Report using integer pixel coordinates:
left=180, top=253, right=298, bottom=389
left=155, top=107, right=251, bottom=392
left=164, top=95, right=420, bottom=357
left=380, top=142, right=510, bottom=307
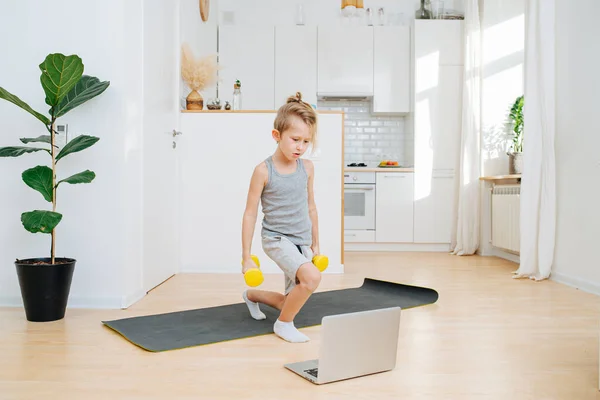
left=373, top=26, right=410, bottom=114
left=218, top=25, right=275, bottom=110
left=275, top=26, right=318, bottom=107
left=215, top=25, right=412, bottom=112
left=317, top=26, right=374, bottom=96
left=414, top=20, right=464, bottom=66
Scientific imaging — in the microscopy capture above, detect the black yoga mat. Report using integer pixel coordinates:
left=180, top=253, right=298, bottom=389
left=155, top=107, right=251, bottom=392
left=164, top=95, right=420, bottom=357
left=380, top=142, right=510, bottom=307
left=102, top=278, right=438, bottom=352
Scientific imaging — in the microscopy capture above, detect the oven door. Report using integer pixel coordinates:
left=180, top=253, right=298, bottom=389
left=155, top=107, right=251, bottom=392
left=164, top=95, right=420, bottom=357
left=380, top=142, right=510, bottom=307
left=344, top=184, right=375, bottom=230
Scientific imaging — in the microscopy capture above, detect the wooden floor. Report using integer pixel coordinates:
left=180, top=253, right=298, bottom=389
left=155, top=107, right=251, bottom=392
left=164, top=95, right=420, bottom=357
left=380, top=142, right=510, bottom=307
left=1, top=252, right=599, bottom=399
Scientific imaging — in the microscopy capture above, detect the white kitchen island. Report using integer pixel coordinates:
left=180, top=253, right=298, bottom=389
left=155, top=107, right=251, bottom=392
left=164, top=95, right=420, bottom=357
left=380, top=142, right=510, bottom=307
left=178, top=110, right=344, bottom=274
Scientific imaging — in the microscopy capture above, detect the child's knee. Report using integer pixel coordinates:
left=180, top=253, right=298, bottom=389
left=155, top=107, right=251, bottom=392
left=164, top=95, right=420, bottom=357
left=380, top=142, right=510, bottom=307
left=298, top=263, right=321, bottom=292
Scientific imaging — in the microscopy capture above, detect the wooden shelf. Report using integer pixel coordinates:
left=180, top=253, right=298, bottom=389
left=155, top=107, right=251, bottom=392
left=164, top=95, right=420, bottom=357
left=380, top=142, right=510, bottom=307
left=180, top=109, right=344, bottom=114
left=479, top=174, right=521, bottom=182
left=345, top=167, right=414, bottom=172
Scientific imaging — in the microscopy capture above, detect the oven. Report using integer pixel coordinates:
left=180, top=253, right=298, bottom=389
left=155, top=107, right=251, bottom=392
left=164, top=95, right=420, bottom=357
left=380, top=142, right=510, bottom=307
left=343, top=172, right=376, bottom=231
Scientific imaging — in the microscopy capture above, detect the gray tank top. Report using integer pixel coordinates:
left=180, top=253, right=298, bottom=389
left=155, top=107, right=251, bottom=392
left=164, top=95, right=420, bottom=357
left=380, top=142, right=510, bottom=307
left=261, top=156, right=312, bottom=245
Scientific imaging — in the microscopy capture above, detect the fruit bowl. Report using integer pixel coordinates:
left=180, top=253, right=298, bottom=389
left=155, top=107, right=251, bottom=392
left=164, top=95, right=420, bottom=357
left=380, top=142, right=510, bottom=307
left=378, top=160, right=400, bottom=167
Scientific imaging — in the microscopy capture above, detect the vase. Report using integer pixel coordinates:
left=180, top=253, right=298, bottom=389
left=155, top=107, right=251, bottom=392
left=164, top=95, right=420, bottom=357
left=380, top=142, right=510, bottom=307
left=415, top=0, right=431, bottom=19
left=186, top=89, right=203, bottom=110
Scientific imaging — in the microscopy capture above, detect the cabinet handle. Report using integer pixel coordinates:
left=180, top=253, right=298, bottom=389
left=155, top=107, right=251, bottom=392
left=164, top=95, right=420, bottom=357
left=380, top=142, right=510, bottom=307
left=384, top=175, right=405, bottom=178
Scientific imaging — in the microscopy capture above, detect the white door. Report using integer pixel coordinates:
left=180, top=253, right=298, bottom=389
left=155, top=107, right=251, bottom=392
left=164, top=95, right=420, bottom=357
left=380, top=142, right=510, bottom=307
left=142, top=0, right=180, bottom=292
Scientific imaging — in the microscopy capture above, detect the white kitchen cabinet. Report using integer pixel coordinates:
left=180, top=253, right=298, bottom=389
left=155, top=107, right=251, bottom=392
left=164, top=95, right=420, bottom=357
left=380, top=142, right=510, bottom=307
left=344, top=230, right=375, bottom=243
left=375, top=173, right=414, bottom=243
left=218, top=25, right=275, bottom=110
left=373, top=26, right=410, bottom=114
left=275, top=25, right=317, bottom=107
left=412, top=20, right=463, bottom=244
left=414, top=20, right=464, bottom=66
left=317, top=26, right=374, bottom=96
left=413, top=171, right=456, bottom=243
left=412, top=66, right=462, bottom=243
left=414, top=66, right=463, bottom=172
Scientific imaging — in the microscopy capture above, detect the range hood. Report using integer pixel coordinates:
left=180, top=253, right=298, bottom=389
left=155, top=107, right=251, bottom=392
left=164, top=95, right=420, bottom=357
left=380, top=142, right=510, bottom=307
left=317, top=92, right=373, bottom=101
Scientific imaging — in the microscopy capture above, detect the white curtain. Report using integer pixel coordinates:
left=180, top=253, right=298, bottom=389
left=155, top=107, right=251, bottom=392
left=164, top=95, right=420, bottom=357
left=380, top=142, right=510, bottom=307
left=513, top=0, right=556, bottom=280
left=451, top=0, right=482, bottom=256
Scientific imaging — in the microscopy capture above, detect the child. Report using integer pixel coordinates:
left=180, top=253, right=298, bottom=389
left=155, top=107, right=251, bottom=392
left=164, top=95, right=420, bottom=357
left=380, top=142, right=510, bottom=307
left=241, top=92, right=322, bottom=343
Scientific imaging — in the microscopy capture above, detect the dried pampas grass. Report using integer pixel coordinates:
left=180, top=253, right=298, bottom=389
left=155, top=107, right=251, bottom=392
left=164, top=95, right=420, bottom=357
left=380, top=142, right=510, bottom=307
left=181, top=43, right=218, bottom=92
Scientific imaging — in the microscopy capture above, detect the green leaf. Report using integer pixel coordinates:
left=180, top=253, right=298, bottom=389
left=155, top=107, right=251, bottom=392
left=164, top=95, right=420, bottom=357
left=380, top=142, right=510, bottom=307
left=20, top=135, right=52, bottom=145
left=54, top=75, right=110, bottom=118
left=56, top=135, right=99, bottom=162
left=21, top=210, right=62, bottom=234
left=0, top=147, right=50, bottom=157
left=57, top=170, right=95, bottom=187
left=0, top=86, right=50, bottom=125
left=39, top=53, right=84, bottom=108
left=22, top=166, right=53, bottom=203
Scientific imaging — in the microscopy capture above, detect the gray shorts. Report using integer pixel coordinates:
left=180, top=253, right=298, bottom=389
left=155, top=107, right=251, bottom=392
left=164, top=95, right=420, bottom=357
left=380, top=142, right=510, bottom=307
left=262, top=235, right=313, bottom=295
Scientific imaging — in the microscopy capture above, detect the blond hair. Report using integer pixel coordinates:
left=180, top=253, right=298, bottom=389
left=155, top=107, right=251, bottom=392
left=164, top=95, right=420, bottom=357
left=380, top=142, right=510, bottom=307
left=273, top=92, right=318, bottom=153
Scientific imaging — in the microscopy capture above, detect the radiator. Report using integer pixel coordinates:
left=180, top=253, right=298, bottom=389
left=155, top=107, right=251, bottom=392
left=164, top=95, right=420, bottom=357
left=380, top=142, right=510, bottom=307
left=491, top=184, right=520, bottom=253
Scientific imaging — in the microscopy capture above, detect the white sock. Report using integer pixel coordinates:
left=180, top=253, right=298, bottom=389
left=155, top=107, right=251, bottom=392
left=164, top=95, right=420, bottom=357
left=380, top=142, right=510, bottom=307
left=242, top=290, right=266, bottom=320
left=274, top=319, right=310, bottom=343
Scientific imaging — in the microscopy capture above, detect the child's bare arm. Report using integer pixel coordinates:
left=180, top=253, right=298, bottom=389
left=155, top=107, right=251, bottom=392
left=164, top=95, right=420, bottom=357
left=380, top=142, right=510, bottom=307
left=305, top=160, right=320, bottom=255
left=242, top=162, right=267, bottom=271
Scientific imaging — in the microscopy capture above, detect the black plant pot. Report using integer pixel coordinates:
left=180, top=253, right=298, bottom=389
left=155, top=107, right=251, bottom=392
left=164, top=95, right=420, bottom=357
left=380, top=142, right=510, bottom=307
left=15, top=258, right=75, bottom=322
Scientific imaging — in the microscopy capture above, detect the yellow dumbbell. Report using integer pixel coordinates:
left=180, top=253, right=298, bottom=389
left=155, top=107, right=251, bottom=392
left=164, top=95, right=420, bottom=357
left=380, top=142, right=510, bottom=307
left=242, top=254, right=264, bottom=287
left=312, top=255, right=329, bottom=272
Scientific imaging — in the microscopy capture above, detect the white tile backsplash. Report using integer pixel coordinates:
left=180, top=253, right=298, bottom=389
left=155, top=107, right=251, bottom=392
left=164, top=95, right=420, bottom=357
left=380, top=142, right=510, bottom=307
left=318, top=99, right=413, bottom=166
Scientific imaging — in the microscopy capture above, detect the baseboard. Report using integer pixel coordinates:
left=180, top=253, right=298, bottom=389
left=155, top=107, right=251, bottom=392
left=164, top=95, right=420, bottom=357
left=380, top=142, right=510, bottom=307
left=121, top=289, right=147, bottom=309
left=344, top=243, right=451, bottom=252
left=0, top=295, right=123, bottom=309
left=180, top=264, right=345, bottom=274
left=550, top=272, right=600, bottom=297
left=478, top=247, right=521, bottom=264
left=0, top=295, right=24, bottom=308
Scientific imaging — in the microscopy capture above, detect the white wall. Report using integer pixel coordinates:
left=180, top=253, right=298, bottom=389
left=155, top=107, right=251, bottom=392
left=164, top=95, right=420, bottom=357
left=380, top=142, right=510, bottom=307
left=478, top=0, right=524, bottom=260
left=179, top=0, right=219, bottom=107
left=0, top=0, right=147, bottom=308
left=552, top=0, right=600, bottom=293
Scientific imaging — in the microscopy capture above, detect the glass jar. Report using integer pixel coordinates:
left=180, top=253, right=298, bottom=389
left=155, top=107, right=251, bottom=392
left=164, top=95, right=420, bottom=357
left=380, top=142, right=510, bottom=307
left=232, top=80, right=242, bottom=110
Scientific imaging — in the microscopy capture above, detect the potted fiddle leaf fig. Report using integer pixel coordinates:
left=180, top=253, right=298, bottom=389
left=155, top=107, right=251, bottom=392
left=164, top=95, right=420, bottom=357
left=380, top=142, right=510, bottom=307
left=0, top=53, right=109, bottom=322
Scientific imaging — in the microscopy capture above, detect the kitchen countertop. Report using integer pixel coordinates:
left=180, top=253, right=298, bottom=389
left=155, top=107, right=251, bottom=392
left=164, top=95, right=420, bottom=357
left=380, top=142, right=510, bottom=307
left=344, top=167, right=414, bottom=172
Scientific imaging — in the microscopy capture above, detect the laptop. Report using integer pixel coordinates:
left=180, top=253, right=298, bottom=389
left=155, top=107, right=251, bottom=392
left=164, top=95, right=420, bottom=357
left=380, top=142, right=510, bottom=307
left=284, top=306, right=401, bottom=385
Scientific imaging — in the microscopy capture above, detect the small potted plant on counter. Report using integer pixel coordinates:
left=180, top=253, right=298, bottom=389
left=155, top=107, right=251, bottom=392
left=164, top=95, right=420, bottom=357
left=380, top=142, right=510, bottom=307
left=0, top=53, right=109, bottom=322
left=507, top=94, right=524, bottom=174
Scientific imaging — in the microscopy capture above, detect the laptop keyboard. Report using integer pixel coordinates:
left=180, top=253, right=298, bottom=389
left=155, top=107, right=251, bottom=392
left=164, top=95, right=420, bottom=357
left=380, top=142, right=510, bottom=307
left=304, top=368, right=318, bottom=378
